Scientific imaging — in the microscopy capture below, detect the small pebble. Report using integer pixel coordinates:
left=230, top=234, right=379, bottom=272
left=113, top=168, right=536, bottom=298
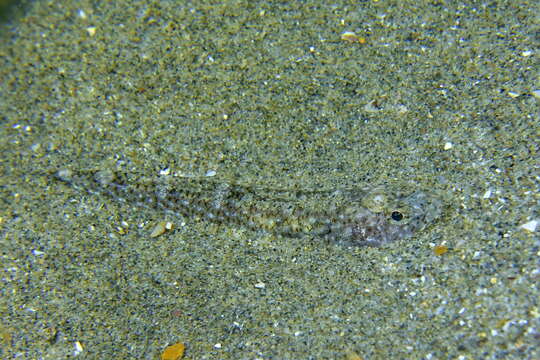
left=160, top=168, right=171, bottom=176
left=150, top=221, right=167, bottom=238
left=507, top=91, right=519, bottom=98
left=32, top=249, right=45, bottom=256
left=345, top=350, right=363, bottom=360
left=73, top=341, right=83, bottom=356
left=254, top=281, right=266, bottom=289
left=340, top=31, right=365, bottom=44
left=86, top=26, right=96, bottom=36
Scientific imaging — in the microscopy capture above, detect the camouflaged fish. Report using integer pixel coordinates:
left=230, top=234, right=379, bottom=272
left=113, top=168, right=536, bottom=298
left=54, top=168, right=441, bottom=247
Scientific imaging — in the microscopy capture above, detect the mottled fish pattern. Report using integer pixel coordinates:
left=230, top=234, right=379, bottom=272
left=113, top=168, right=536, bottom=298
left=55, top=168, right=441, bottom=247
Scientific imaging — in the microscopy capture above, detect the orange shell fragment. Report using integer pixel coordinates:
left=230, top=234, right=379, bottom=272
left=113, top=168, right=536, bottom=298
left=434, top=245, right=448, bottom=256
left=161, top=342, right=185, bottom=360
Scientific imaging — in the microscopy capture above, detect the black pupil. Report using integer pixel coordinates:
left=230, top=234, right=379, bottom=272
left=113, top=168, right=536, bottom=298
left=391, top=211, right=403, bottom=221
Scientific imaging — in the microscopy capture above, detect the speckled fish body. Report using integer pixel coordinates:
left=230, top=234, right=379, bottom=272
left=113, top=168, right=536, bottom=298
left=55, top=168, right=442, bottom=247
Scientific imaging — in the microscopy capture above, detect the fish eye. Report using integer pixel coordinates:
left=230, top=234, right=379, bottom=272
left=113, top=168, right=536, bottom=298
left=391, top=211, right=403, bottom=221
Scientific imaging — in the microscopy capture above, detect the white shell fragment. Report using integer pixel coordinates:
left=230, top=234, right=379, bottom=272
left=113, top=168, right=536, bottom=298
left=520, top=220, right=538, bottom=233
